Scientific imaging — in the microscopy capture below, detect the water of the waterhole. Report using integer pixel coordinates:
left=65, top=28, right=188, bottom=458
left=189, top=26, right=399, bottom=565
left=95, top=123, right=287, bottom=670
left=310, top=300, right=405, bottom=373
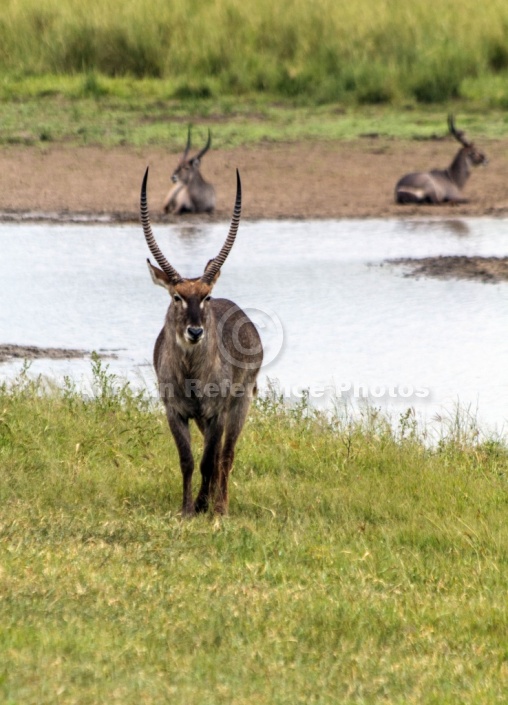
left=1, top=218, right=507, bottom=435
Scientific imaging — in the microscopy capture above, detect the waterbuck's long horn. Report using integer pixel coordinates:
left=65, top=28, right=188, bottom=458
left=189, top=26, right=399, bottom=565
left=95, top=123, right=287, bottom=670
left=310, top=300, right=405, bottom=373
left=140, top=167, right=183, bottom=284
left=182, top=125, right=192, bottom=161
left=195, top=129, right=212, bottom=161
left=201, top=169, right=241, bottom=284
left=448, top=114, right=470, bottom=147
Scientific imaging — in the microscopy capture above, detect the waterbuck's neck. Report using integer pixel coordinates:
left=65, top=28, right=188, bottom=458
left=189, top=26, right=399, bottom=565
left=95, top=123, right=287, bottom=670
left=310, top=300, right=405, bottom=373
left=189, top=169, right=209, bottom=188
left=448, top=147, right=471, bottom=189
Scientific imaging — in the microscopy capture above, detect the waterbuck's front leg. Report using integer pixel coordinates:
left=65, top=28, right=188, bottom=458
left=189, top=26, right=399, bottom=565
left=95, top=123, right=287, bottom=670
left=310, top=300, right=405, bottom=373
left=163, top=183, right=192, bottom=214
left=167, top=411, right=195, bottom=517
left=194, top=416, right=224, bottom=514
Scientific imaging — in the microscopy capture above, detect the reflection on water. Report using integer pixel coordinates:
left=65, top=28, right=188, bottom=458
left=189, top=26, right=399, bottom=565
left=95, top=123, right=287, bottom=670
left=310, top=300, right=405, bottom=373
left=0, top=217, right=507, bottom=431
left=401, top=218, right=471, bottom=237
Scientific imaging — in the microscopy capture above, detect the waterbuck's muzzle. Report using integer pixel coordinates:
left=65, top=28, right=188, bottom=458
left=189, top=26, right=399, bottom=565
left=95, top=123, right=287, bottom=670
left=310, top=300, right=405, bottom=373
left=186, top=326, right=204, bottom=344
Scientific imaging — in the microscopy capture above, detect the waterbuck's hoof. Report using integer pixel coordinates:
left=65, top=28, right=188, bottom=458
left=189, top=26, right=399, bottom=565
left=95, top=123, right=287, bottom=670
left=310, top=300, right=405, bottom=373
left=181, top=505, right=196, bottom=519
left=214, top=501, right=228, bottom=516
left=194, top=496, right=209, bottom=514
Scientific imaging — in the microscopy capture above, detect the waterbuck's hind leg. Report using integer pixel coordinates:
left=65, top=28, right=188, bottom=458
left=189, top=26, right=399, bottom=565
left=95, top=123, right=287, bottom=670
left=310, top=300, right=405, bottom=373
left=396, top=187, right=426, bottom=204
left=167, top=412, right=195, bottom=517
left=213, top=397, right=252, bottom=515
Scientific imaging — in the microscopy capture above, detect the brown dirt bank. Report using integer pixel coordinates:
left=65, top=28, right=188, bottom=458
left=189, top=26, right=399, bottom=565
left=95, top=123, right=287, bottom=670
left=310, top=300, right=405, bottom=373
left=1, top=138, right=508, bottom=222
left=0, top=344, right=117, bottom=363
left=388, top=256, right=508, bottom=283
left=0, top=344, right=88, bottom=363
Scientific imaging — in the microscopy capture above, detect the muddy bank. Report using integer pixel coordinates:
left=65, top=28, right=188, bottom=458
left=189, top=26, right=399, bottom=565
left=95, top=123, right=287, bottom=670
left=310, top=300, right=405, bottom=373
left=388, top=256, right=508, bottom=283
left=0, top=344, right=115, bottom=364
left=1, top=139, right=508, bottom=222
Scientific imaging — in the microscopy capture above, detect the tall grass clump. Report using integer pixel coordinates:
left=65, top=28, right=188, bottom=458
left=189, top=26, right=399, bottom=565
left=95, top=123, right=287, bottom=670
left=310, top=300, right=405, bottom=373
left=1, top=365, right=508, bottom=703
left=1, top=0, right=508, bottom=104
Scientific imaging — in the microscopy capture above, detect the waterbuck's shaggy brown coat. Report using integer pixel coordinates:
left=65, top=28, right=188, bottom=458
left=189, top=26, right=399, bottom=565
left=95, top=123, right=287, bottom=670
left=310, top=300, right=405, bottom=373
left=142, top=167, right=262, bottom=515
left=395, top=116, right=488, bottom=205
left=163, top=127, right=216, bottom=215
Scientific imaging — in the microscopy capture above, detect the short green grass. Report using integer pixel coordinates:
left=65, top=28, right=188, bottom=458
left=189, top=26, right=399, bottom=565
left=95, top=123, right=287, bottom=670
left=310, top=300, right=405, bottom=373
left=1, top=86, right=507, bottom=149
left=1, top=361, right=508, bottom=704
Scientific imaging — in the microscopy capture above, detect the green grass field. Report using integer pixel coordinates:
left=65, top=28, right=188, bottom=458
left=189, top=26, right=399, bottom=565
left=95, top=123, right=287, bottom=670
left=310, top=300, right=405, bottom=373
left=1, top=0, right=508, bottom=106
left=1, top=0, right=508, bottom=148
left=1, top=363, right=508, bottom=704
left=1, top=92, right=507, bottom=149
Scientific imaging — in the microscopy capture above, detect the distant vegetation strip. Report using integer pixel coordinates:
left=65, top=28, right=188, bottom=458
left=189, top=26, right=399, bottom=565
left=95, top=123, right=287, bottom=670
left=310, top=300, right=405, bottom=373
left=2, top=0, right=508, bottom=105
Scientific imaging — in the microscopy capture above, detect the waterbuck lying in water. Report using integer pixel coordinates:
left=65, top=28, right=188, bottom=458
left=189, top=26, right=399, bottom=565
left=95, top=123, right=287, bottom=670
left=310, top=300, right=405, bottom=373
left=163, top=127, right=216, bottom=215
left=395, top=116, right=488, bottom=204
left=142, top=167, right=263, bottom=516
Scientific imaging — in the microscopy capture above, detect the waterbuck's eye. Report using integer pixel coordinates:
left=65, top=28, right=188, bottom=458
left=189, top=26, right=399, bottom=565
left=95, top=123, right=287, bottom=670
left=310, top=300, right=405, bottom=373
left=173, top=294, right=182, bottom=303
left=204, top=295, right=211, bottom=302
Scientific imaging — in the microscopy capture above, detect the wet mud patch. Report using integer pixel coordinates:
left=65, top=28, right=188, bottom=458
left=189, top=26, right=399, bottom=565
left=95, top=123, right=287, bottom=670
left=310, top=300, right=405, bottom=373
left=0, top=344, right=116, bottom=363
left=388, top=256, right=508, bottom=283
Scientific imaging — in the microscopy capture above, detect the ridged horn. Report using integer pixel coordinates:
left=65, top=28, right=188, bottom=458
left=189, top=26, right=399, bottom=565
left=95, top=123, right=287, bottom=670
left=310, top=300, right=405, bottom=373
left=182, top=125, right=192, bottom=161
left=140, top=167, right=183, bottom=284
left=195, top=129, right=212, bottom=161
left=448, top=115, right=470, bottom=148
left=202, top=169, right=241, bottom=284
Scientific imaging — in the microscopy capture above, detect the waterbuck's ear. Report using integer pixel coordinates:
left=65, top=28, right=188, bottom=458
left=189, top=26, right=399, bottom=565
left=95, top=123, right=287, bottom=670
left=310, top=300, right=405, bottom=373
left=147, top=259, right=173, bottom=292
left=203, top=258, right=221, bottom=285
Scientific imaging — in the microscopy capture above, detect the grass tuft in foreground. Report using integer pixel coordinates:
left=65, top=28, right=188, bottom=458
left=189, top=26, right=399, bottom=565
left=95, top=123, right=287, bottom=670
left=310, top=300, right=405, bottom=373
left=1, top=362, right=508, bottom=704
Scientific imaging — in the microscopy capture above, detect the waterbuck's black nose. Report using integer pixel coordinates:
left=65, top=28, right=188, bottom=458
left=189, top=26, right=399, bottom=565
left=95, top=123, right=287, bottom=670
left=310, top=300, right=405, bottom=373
left=187, top=326, right=204, bottom=342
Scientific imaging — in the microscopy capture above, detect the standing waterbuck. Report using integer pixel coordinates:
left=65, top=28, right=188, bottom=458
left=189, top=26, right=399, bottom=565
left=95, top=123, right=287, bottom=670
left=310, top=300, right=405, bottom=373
left=395, top=116, right=488, bottom=204
left=142, top=167, right=263, bottom=515
left=163, top=126, right=216, bottom=215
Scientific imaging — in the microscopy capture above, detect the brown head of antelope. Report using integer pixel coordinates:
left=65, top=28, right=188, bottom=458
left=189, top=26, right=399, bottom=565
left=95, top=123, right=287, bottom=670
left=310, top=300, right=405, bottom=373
left=163, top=126, right=216, bottom=215
left=395, top=115, right=487, bottom=204
left=142, top=167, right=263, bottom=516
